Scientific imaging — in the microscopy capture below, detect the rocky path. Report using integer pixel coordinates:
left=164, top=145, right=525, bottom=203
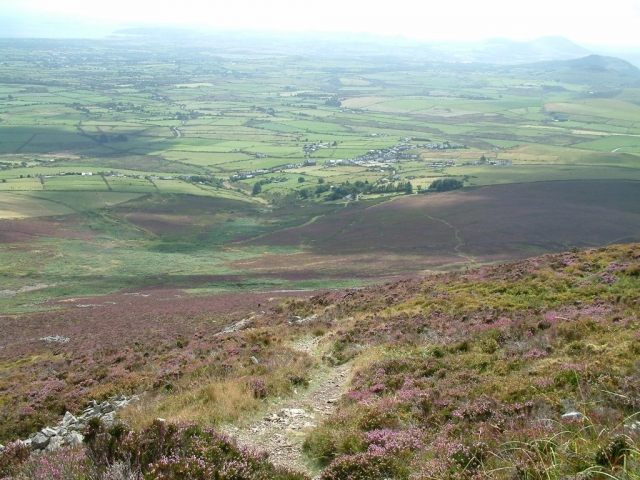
left=221, top=336, right=351, bottom=477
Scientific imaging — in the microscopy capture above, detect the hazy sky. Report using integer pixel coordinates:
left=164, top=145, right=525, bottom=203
left=2, top=0, right=640, bottom=47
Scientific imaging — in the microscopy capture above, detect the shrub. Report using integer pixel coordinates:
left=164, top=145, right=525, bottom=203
left=320, top=452, right=400, bottom=480
left=595, top=435, right=632, bottom=469
left=0, top=441, right=31, bottom=477
left=84, top=419, right=306, bottom=480
left=303, top=418, right=365, bottom=464
left=12, top=447, right=95, bottom=480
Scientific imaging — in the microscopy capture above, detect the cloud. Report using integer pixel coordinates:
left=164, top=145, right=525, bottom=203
left=2, top=0, right=639, bottom=46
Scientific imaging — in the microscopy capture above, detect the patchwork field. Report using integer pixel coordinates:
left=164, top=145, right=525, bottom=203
left=0, top=36, right=640, bottom=480
left=0, top=37, right=638, bottom=326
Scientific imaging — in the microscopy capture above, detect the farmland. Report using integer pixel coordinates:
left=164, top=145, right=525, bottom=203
left=0, top=37, right=639, bottom=309
left=0, top=42, right=639, bottom=285
left=0, top=33, right=639, bottom=478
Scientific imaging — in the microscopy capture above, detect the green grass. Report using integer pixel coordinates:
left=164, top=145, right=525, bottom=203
left=42, top=176, right=110, bottom=191
left=1, top=38, right=640, bottom=306
left=20, top=191, right=145, bottom=210
left=104, top=176, right=157, bottom=193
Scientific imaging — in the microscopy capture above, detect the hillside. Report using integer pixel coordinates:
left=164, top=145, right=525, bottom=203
left=447, top=36, right=591, bottom=64
left=1, top=243, right=639, bottom=478
left=523, top=54, right=640, bottom=87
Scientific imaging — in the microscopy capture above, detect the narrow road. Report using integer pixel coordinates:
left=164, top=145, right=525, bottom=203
left=171, top=127, right=182, bottom=138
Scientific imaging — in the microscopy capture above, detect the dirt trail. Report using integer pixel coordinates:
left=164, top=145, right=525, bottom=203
left=423, top=213, right=478, bottom=265
left=221, top=336, right=351, bottom=477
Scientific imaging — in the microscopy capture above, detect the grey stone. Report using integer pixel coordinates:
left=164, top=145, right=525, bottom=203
left=14, top=394, right=141, bottom=453
left=624, top=421, right=640, bottom=434
left=42, top=427, right=58, bottom=437
left=62, top=411, right=77, bottom=426
left=64, top=432, right=84, bottom=447
left=46, top=436, right=63, bottom=451
left=31, top=433, right=50, bottom=450
left=282, top=408, right=307, bottom=417
left=101, top=412, right=116, bottom=426
left=562, top=411, right=584, bottom=422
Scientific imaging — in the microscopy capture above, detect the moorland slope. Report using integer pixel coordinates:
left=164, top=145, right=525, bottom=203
left=0, top=243, right=638, bottom=479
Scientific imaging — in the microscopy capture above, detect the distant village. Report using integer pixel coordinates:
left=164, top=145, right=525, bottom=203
left=231, top=139, right=476, bottom=180
left=25, top=139, right=511, bottom=185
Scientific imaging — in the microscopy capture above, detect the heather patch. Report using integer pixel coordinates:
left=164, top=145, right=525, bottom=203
left=295, top=243, right=640, bottom=478
left=1, top=420, right=307, bottom=480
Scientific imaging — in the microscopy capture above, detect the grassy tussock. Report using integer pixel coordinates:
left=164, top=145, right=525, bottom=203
left=121, top=378, right=260, bottom=429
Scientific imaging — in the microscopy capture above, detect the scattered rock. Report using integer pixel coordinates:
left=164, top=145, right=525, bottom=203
left=46, top=436, right=63, bottom=452
left=39, top=335, right=69, bottom=344
left=62, top=411, right=77, bottom=427
left=290, top=314, right=318, bottom=324
left=216, top=317, right=253, bottom=336
left=15, top=394, right=139, bottom=453
left=562, top=411, right=584, bottom=422
left=624, top=421, right=640, bottom=434
left=65, top=432, right=84, bottom=447
left=44, top=427, right=59, bottom=437
left=282, top=408, right=308, bottom=417
left=31, top=433, right=50, bottom=450
left=101, top=412, right=116, bottom=426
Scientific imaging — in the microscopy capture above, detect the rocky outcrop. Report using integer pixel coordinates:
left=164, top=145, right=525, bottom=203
left=22, top=394, right=138, bottom=452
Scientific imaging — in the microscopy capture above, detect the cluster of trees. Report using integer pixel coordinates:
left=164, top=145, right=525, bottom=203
left=188, top=175, right=224, bottom=188
left=325, top=95, right=342, bottom=107
left=324, top=180, right=413, bottom=200
left=174, top=111, right=201, bottom=121
left=252, top=176, right=289, bottom=195
left=69, top=102, right=90, bottom=114
left=427, top=178, right=464, bottom=192
left=250, top=106, right=276, bottom=116
left=0, top=161, right=20, bottom=171
left=97, top=133, right=128, bottom=143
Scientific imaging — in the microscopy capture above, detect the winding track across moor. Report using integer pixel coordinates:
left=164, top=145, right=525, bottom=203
left=221, top=335, right=352, bottom=477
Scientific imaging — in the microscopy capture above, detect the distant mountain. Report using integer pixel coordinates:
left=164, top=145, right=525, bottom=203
left=528, top=36, right=592, bottom=58
left=479, top=36, right=590, bottom=61
left=519, top=54, right=640, bottom=87
left=562, top=54, right=640, bottom=76
left=426, top=36, right=591, bottom=64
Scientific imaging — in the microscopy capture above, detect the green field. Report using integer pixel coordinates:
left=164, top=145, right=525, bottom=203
left=0, top=37, right=640, bottom=307
left=3, top=34, right=640, bottom=480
